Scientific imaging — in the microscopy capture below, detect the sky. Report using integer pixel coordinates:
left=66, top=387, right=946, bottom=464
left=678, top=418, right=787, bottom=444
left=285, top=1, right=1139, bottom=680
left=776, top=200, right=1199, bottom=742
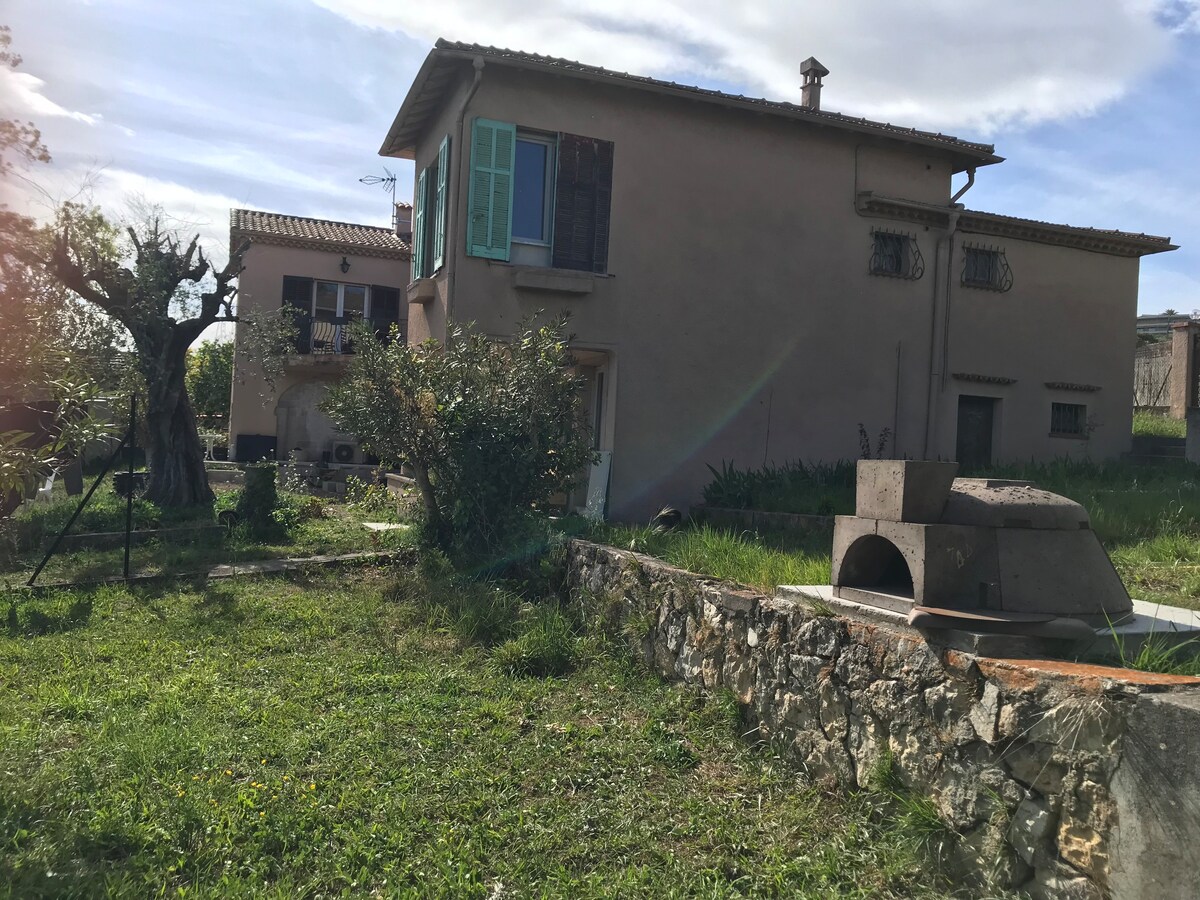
left=2, top=0, right=1199, bottom=316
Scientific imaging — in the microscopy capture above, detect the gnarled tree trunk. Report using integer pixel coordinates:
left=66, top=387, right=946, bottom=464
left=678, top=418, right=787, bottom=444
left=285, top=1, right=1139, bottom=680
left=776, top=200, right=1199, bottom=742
left=44, top=213, right=246, bottom=509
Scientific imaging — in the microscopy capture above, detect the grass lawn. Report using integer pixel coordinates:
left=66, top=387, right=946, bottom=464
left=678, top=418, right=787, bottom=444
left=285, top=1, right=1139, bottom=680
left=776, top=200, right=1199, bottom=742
left=0, top=568, right=957, bottom=898
left=1, top=481, right=410, bottom=587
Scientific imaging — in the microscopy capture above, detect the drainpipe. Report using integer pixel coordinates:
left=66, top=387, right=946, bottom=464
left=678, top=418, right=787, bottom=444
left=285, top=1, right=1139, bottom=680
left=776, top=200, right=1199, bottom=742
left=922, top=168, right=975, bottom=458
left=445, top=56, right=485, bottom=328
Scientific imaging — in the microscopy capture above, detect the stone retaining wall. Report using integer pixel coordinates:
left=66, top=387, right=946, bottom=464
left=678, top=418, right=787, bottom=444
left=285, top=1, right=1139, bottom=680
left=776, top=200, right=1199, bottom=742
left=566, top=539, right=1200, bottom=900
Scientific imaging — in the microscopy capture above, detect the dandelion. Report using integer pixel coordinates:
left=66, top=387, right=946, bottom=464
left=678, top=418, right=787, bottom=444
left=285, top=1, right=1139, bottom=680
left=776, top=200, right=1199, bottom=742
left=309, top=783, right=316, bottom=791
left=261, top=759, right=266, bottom=764
left=259, top=811, right=265, bottom=818
left=225, top=770, right=233, bottom=776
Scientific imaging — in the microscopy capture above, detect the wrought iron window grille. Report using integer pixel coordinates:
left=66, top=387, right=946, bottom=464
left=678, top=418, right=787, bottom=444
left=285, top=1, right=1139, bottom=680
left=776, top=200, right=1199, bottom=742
left=869, top=229, right=924, bottom=280
left=1050, top=402, right=1087, bottom=437
left=962, top=244, right=1013, bottom=292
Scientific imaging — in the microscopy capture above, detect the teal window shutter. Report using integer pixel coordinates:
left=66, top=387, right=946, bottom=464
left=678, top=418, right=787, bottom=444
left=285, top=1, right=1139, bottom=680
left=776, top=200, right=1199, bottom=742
left=433, top=135, right=449, bottom=270
left=412, top=167, right=427, bottom=280
left=467, top=118, right=515, bottom=260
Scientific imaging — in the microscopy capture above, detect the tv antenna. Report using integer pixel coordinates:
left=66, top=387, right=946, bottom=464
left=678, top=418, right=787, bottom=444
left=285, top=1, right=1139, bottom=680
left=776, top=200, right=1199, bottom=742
left=359, top=167, right=398, bottom=228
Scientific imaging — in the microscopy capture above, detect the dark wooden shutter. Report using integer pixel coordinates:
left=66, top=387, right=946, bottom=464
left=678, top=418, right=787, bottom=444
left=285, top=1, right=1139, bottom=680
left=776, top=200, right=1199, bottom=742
left=281, top=276, right=313, bottom=311
left=552, top=134, right=614, bottom=274
left=281, top=276, right=313, bottom=354
left=370, top=286, right=404, bottom=344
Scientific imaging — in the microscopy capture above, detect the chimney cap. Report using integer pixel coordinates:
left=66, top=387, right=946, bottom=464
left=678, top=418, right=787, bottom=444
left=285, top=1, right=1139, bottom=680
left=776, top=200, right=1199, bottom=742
left=800, top=57, right=829, bottom=78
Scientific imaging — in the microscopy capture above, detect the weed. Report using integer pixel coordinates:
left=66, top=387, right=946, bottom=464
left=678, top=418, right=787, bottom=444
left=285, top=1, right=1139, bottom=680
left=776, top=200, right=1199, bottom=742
left=491, top=606, right=578, bottom=677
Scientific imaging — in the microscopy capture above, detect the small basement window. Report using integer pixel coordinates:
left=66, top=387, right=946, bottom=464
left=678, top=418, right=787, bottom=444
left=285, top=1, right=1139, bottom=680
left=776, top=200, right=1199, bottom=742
left=962, top=245, right=1013, bottom=292
left=1050, top=402, right=1087, bottom=438
left=870, top=229, right=924, bottom=280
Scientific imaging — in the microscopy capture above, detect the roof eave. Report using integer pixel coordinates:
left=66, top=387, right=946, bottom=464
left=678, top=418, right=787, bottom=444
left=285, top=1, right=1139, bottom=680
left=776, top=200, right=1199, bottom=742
left=381, top=44, right=1003, bottom=169
left=379, top=48, right=445, bottom=159
left=857, top=192, right=1177, bottom=257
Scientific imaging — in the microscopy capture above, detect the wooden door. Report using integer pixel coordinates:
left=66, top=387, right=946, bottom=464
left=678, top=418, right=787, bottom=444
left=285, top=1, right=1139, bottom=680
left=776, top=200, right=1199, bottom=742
left=956, top=396, right=995, bottom=470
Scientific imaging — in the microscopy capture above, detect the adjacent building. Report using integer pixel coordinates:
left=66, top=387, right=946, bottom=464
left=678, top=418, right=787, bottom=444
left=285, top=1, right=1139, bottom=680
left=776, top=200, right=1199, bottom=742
left=227, top=209, right=410, bottom=464
left=377, top=40, right=1175, bottom=520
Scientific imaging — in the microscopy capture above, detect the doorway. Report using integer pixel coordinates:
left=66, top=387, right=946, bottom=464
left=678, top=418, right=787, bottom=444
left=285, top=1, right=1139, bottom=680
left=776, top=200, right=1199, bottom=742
left=956, top=395, right=996, bottom=470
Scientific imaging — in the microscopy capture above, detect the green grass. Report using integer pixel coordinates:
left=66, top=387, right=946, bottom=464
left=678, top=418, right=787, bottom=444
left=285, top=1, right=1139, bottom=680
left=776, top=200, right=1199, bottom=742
left=0, top=567, right=960, bottom=898
left=1, top=483, right=411, bottom=586
left=577, top=521, right=832, bottom=593
left=1133, top=410, right=1186, bottom=438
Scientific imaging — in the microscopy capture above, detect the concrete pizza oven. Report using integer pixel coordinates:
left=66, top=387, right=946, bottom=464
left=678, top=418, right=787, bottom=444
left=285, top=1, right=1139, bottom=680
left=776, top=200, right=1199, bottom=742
left=832, top=461, right=1132, bottom=638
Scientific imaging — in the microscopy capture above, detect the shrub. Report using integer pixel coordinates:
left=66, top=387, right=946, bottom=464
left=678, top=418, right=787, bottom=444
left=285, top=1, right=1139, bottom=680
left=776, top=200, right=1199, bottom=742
left=236, top=463, right=278, bottom=529
left=321, top=315, right=596, bottom=554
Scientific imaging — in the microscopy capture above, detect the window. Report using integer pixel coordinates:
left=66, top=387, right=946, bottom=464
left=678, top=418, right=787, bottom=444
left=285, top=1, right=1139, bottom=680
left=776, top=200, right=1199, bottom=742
left=962, top=245, right=1012, bottom=292
left=467, top=118, right=614, bottom=273
left=513, top=136, right=554, bottom=243
left=412, top=135, right=450, bottom=281
left=279, top=277, right=404, bottom=354
left=1050, top=402, right=1087, bottom=438
left=869, top=229, right=923, bottom=280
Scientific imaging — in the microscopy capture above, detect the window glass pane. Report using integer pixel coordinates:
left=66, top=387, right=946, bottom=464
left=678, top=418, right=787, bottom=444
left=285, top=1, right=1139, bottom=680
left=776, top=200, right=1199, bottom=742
left=342, top=284, right=367, bottom=320
left=314, top=282, right=339, bottom=319
left=513, top=139, right=548, bottom=241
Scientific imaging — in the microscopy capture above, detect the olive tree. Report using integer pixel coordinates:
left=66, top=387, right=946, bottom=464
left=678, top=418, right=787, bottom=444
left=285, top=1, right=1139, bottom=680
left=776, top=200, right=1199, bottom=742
left=321, top=316, right=596, bottom=550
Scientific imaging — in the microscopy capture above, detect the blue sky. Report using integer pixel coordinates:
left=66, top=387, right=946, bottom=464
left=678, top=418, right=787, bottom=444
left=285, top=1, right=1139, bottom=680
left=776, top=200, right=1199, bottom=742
left=3, top=0, right=1198, bottom=313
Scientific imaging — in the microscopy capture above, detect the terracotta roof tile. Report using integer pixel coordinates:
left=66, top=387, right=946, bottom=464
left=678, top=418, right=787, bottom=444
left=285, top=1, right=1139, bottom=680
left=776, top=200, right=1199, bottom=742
left=230, top=209, right=411, bottom=258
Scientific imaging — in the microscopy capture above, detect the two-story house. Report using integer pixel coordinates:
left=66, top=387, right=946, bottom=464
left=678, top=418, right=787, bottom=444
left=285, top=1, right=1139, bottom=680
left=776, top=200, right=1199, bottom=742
left=227, top=208, right=411, bottom=464
left=378, top=40, right=1176, bottom=521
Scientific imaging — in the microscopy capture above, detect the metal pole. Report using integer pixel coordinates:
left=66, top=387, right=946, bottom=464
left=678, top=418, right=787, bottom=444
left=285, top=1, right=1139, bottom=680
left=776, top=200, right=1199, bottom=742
left=27, top=429, right=128, bottom=587
left=123, top=395, right=136, bottom=581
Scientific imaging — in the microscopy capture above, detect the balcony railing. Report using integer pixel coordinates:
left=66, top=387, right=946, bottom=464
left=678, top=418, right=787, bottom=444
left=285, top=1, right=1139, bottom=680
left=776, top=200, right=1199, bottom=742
left=292, top=316, right=405, bottom=356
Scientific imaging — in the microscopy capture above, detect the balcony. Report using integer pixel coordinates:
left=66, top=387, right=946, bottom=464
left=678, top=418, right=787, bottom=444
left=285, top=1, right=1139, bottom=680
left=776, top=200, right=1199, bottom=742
left=286, top=316, right=405, bottom=367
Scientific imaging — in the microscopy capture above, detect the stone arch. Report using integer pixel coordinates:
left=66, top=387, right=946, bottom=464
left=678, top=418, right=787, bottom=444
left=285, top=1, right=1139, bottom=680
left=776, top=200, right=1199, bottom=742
left=835, top=534, right=914, bottom=598
left=275, top=380, right=345, bottom=462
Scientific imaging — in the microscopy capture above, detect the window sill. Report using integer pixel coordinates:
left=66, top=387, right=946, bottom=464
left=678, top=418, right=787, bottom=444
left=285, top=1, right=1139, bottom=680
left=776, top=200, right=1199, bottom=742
left=407, top=278, right=437, bottom=305
left=1048, top=432, right=1089, bottom=441
left=511, top=266, right=598, bottom=295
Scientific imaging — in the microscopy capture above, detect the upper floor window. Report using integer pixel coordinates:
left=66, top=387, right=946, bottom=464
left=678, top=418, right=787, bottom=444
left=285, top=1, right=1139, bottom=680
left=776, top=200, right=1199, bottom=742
left=962, top=245, right=1013, bottom=292
left=468, top=118, right=614, bottom=274
left=412, top=135, right=449, bottom=281
left=281, top=276, right=404, bottom=354
left=869, top=229, right=924, bottom=280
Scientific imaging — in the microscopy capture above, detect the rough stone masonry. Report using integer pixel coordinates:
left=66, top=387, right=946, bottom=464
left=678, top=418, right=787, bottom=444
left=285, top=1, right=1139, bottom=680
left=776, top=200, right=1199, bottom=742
left=565, top=540, right=1200, bottom=900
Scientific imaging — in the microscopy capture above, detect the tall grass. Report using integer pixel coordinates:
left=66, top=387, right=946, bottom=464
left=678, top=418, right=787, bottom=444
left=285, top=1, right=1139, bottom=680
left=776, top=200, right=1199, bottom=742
left=702, top=459, right=855, bottom=516
left=1133, top=410, right=1186, bottom=439
left=585, top=522, right=831, bottom=592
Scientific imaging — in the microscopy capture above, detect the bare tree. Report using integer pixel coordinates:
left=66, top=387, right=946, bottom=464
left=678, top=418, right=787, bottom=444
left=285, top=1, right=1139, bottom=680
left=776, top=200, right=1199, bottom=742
left=40, top=209, right=248, bottom=507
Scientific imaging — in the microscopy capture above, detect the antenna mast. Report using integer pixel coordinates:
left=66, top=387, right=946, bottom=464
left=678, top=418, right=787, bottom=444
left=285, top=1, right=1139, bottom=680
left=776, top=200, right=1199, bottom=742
left=359, top=168, right=398, bottom=228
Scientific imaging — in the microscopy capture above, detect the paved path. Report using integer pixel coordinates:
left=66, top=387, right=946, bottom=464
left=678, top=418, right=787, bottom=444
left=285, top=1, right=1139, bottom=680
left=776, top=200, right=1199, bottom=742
left=30, top=549, right=412, bottom=591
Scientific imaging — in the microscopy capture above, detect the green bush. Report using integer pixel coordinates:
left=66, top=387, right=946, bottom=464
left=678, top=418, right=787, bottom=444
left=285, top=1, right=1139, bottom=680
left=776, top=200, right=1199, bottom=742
left=321, top=316, right=596, bottom=554
left=235, top=463, right=278, bottom=528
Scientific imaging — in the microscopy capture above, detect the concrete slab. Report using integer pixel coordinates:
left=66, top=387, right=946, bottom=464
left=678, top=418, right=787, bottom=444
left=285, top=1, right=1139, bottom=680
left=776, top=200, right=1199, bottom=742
left=779, top=585, right=1200, bottom=664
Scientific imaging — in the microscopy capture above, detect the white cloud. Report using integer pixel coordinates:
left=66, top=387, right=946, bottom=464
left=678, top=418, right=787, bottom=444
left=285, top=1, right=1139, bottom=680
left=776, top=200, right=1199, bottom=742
left=313, top=0, right=1183, bottom=134
left=0, top=68, right=99, bottom=125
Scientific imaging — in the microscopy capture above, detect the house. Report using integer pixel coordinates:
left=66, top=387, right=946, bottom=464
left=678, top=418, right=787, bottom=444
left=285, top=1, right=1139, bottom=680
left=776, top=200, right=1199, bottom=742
left=227, top=208, right=411, bottom=465
left=378, top=40, right=1176, bottom=521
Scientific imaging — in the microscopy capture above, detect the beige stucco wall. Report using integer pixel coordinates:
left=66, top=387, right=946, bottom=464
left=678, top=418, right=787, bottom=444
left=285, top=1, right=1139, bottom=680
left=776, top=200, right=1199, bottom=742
left=402, top=63, right=1143, bottom=521
left=228, top=241, right=407, bottom=458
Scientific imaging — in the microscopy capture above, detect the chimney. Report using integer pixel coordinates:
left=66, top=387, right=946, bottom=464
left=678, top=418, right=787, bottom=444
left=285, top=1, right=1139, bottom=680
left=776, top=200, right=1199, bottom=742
left=800, top=57, right=829, bottom=111
left=393, top=202, right=413, bottom=240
